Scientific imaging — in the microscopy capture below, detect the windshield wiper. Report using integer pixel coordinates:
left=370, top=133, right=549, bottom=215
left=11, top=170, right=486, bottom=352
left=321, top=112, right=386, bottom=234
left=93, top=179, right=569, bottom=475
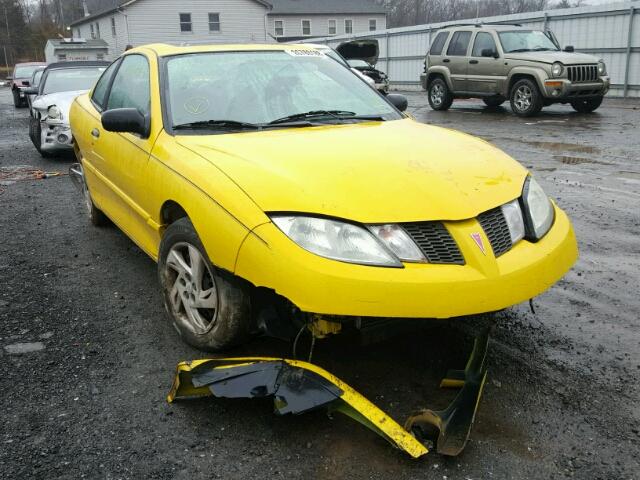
left=507, top=48, right=532, bottom=53
left=173, top=119, right=262, bottom=131
left=268, top=110, right=357, bottom=125
left=532, top=47, right=554, bottom=51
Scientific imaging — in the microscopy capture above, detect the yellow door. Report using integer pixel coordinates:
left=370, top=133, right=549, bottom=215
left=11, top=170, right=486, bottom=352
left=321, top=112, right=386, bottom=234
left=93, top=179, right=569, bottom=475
left=88, top=52, right=161, bottom=257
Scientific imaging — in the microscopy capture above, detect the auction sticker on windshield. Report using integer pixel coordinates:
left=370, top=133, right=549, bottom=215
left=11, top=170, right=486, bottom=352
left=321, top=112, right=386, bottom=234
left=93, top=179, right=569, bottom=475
left=285, top=49, right=326, bottom=58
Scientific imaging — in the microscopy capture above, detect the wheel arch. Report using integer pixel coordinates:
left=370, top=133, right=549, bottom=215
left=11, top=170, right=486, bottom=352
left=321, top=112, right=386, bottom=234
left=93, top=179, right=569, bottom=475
left=506, top=68, right=546, bottom=97
left=426, top=68, right=454, bottom=91
left=160, top=200, right=190, bottom=227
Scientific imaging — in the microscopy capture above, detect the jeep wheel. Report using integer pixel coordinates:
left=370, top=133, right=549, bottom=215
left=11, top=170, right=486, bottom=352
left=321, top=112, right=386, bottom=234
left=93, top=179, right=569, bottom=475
left=482, top=97, right=505, bottom=108
left=570, top=96, right=603, bottom=113
left=428, top=78, right=453, bottom=111
left=158, top=218, right=252, bottom=351
left=509, top=79, right=543, bottom=117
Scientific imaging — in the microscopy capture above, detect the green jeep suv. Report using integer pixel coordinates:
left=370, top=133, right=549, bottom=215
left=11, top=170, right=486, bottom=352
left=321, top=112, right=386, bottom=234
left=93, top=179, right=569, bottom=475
left=420, top=24, right=610, bottom=116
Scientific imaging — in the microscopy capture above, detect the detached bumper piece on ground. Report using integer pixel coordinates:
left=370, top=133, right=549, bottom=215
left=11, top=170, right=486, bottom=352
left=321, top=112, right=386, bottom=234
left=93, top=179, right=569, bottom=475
left=167, top=331, right=489, bottom=458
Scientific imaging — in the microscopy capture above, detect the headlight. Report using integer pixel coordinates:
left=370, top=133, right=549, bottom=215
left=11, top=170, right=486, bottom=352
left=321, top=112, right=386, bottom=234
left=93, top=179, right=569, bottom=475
left=551, top=62, right=564, bottom=78
left=47, top=105, right=62, bottom=120
left=521, top=176, right=554, bottom=241
left=597, top=60, right=607, bottom=76
left=368, top=224, right=425, bottom=262
left=500, top=200, right=525, bottom=245
left=271, top=215, right=402, bottom=267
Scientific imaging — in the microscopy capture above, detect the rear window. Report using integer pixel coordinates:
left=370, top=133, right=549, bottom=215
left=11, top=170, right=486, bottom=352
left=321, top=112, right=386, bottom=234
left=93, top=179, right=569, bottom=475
left=446, top=31, right=472, bottom=56
left=429, top=31, right=449, bottom=55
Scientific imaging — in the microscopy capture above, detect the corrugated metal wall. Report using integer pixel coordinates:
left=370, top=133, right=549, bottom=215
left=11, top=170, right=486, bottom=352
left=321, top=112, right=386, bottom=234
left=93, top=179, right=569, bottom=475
left=302, top=2, right=640, bottom=97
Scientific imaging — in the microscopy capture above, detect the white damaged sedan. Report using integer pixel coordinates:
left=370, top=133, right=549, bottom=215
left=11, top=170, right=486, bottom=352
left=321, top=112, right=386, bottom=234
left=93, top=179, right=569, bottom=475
left=28, top=61, right=109, bottom=157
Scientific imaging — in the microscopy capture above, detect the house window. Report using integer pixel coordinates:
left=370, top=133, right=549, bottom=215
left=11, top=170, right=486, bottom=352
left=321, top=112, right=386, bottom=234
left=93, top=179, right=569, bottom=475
left=95, top=22, right=100, bottom=38
left=274, top=20, right=284, bottom=37
left=97, top=53, right=105, bottom=60
left=90, top=24, right=95, bottom=39
left=208, top=13, right=220, bottom=32
left=111, top=17, right=116, bottom=36
left=302, top=19, right=311, bottom=36
left=369, top=19, right=377, bottom=31
left=328, top=19, right=336, bottom=35
left=179, top=13, right=192, bottom=33
left=345, top=19, right=353, bottom=34
left=58, top=54, right=67, bottom=61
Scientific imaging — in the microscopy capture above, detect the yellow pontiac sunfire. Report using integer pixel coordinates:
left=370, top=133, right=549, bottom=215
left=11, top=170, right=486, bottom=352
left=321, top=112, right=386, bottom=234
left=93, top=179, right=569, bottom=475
left=69, top=43, right=578, bottom=351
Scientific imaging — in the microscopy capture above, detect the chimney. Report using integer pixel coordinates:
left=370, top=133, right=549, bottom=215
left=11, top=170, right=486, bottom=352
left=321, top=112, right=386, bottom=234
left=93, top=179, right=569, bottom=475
left=82, top=0, right=90, bottom=17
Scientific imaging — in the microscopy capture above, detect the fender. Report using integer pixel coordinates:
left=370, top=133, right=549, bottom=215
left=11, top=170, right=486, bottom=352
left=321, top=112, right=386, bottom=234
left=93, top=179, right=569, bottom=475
left=504, top=66, right=548, bottom=98
left=427, top=66, right=454, bottom=91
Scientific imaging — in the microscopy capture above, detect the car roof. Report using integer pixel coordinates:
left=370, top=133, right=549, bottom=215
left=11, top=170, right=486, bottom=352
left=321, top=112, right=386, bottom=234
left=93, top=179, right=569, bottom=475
left=138, top=43, right=318, bottom=57
left=15, top=62, right=47, bottom=67
left=43, top=61, right=111, bottom=72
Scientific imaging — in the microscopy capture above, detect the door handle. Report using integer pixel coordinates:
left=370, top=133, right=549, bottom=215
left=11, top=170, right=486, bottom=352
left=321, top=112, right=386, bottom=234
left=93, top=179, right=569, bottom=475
left=443, top=58, right=450, bottom=63
left=469, top=59, right=479, bottom=64
left=91, top=128, right=100, bottom=139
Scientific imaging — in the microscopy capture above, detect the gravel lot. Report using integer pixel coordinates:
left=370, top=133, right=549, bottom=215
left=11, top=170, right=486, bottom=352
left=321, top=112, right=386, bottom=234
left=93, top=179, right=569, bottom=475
left=1, top=87, right=639, bottom=479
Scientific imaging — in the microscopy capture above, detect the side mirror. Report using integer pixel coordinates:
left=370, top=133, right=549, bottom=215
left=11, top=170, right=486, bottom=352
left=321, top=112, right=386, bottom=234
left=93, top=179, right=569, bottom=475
left=23, top=87, right=38, bottom=95
left=101, top=108, right=150, bottom=137
left=23, top=80, right=30, bottom=86
left=563, top=45, right=574, bottom=52
left=481, top=48, right=498, bottom=58
left=387, top=93, right=408, bottom=112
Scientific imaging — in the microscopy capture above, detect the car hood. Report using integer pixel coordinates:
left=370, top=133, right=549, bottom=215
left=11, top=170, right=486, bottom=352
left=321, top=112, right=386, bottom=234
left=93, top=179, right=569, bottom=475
left=176, top=119, right=528, bottom=223
left=32, top=90, right=89, bottom=117
left=504, top=51, right=600, bottom=65
left=337, top=39, right=379, bottom=66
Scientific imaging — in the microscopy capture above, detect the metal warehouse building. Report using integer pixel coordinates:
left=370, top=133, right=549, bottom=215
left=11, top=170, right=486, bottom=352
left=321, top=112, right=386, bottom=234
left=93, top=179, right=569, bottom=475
left=302, top=1, right=640, bottom=97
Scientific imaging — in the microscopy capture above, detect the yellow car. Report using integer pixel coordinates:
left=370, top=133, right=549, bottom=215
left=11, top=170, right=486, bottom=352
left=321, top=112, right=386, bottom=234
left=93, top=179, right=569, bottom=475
left=69, top=43, right=578, bottom=351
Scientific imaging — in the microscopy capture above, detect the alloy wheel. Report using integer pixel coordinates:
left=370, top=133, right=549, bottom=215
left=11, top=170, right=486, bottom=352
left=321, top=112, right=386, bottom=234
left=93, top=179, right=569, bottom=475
left=514, top=85, right=532, bottom=112
left=430, top=83, right=444, bottom=107
left=164, top=242, right=219, bottom=335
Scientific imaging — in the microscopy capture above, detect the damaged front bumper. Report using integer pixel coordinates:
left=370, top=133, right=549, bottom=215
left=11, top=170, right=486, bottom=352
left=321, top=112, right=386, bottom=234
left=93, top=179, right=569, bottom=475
left=40, top=121, right=73, bottom=152
left=168, top=330, right=489, bottom=458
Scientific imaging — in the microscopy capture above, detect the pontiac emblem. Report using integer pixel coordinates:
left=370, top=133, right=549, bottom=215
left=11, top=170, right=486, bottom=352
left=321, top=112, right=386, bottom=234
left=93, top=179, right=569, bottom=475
left=471, top=232, right=486, bottom=255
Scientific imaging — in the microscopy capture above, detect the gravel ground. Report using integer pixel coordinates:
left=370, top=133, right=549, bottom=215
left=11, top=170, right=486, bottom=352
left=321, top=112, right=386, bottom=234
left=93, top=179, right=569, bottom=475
left=0, top=87, right=639, bottom=479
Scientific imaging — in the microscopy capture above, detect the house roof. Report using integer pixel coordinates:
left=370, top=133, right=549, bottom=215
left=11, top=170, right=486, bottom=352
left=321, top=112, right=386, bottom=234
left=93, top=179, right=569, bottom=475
left=70, top=0, right=273, bottom=26
left=47, top=38, right=109, bottom=50
left=268, top=0, right=386, bottom=15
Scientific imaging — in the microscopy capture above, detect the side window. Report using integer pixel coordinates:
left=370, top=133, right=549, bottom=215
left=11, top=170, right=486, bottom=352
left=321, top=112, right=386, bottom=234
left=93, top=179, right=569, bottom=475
left=91, top=60, right=120, bottom=110
left=472, top=32, right=497, bottom=57
left=106, top=55, right=150, bottom=115
left=446, top=31, right=472, bottom=56
left=429, top=31, right=449, bottom=55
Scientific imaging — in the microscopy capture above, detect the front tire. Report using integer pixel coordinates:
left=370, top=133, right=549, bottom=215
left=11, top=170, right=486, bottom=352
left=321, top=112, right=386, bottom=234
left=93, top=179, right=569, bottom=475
left=12, top=89, right=25, bottom=108
left=81, top=178, right=109, bottom=227
left=509, top=79, right=543, bottom=117
left=570, top=96, right=603, bottom=113
left=158, top=218, right=251, bottom=351
left=428, top=78, right=453, bottom=111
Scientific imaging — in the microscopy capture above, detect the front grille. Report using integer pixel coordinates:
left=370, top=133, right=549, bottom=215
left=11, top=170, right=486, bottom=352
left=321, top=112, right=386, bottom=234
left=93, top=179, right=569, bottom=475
left=567, top=64, right=598, bottom=83
left=400, top=222, right=464, bottom=265
left=477, top=207, right=512, bottom=257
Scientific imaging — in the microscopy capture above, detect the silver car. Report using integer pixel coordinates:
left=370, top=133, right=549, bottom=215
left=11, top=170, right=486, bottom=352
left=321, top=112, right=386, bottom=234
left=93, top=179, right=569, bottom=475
left=27, top=61, right=109, bottom=157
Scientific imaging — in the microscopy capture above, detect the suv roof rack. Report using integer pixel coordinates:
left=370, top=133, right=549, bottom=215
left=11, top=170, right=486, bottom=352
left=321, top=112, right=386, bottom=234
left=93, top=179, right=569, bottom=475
left=438, top=22, right=523, bottom=29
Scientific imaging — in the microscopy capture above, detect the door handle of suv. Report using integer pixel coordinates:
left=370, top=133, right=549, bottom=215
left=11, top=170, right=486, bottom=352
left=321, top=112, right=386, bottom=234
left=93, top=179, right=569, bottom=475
left=443, top=59, right=450, bottom=63
left=91, top=128, right=100, bottom=139
left=469, top=59, right=479, bottom=64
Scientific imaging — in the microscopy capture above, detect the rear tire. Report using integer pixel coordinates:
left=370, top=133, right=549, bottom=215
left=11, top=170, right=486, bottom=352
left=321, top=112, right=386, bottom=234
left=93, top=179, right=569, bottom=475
left=482, top=97, right=505, bottom=108
left=428, top=77, right=453, bottom=111
left=570, top=96, right=603, bottom=113
left=158, top=218, right=252, bottom=351
left=509, top=79, right=543, bottom=117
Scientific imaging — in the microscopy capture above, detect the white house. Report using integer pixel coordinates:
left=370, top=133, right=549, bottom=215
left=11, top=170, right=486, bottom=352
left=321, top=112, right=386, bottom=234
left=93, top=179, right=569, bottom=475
left=68, top=0, right=387, bottom=58
left=44, top=38, right=109, bottom=63
left=268, top=0, right=387, bottom=42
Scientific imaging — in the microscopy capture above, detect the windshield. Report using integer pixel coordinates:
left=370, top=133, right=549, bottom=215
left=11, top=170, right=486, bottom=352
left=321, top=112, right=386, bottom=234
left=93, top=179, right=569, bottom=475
left=498, top=30, right=559, bottom=53
left=165, top=50, right=399, bottom=129
left=42, top=67, right=106, bottom=95
left=348, top=59, right=371, bottom=68
left=14, top=65, right=41, bottom=78
left=32, top=70, right=44, bottom=87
